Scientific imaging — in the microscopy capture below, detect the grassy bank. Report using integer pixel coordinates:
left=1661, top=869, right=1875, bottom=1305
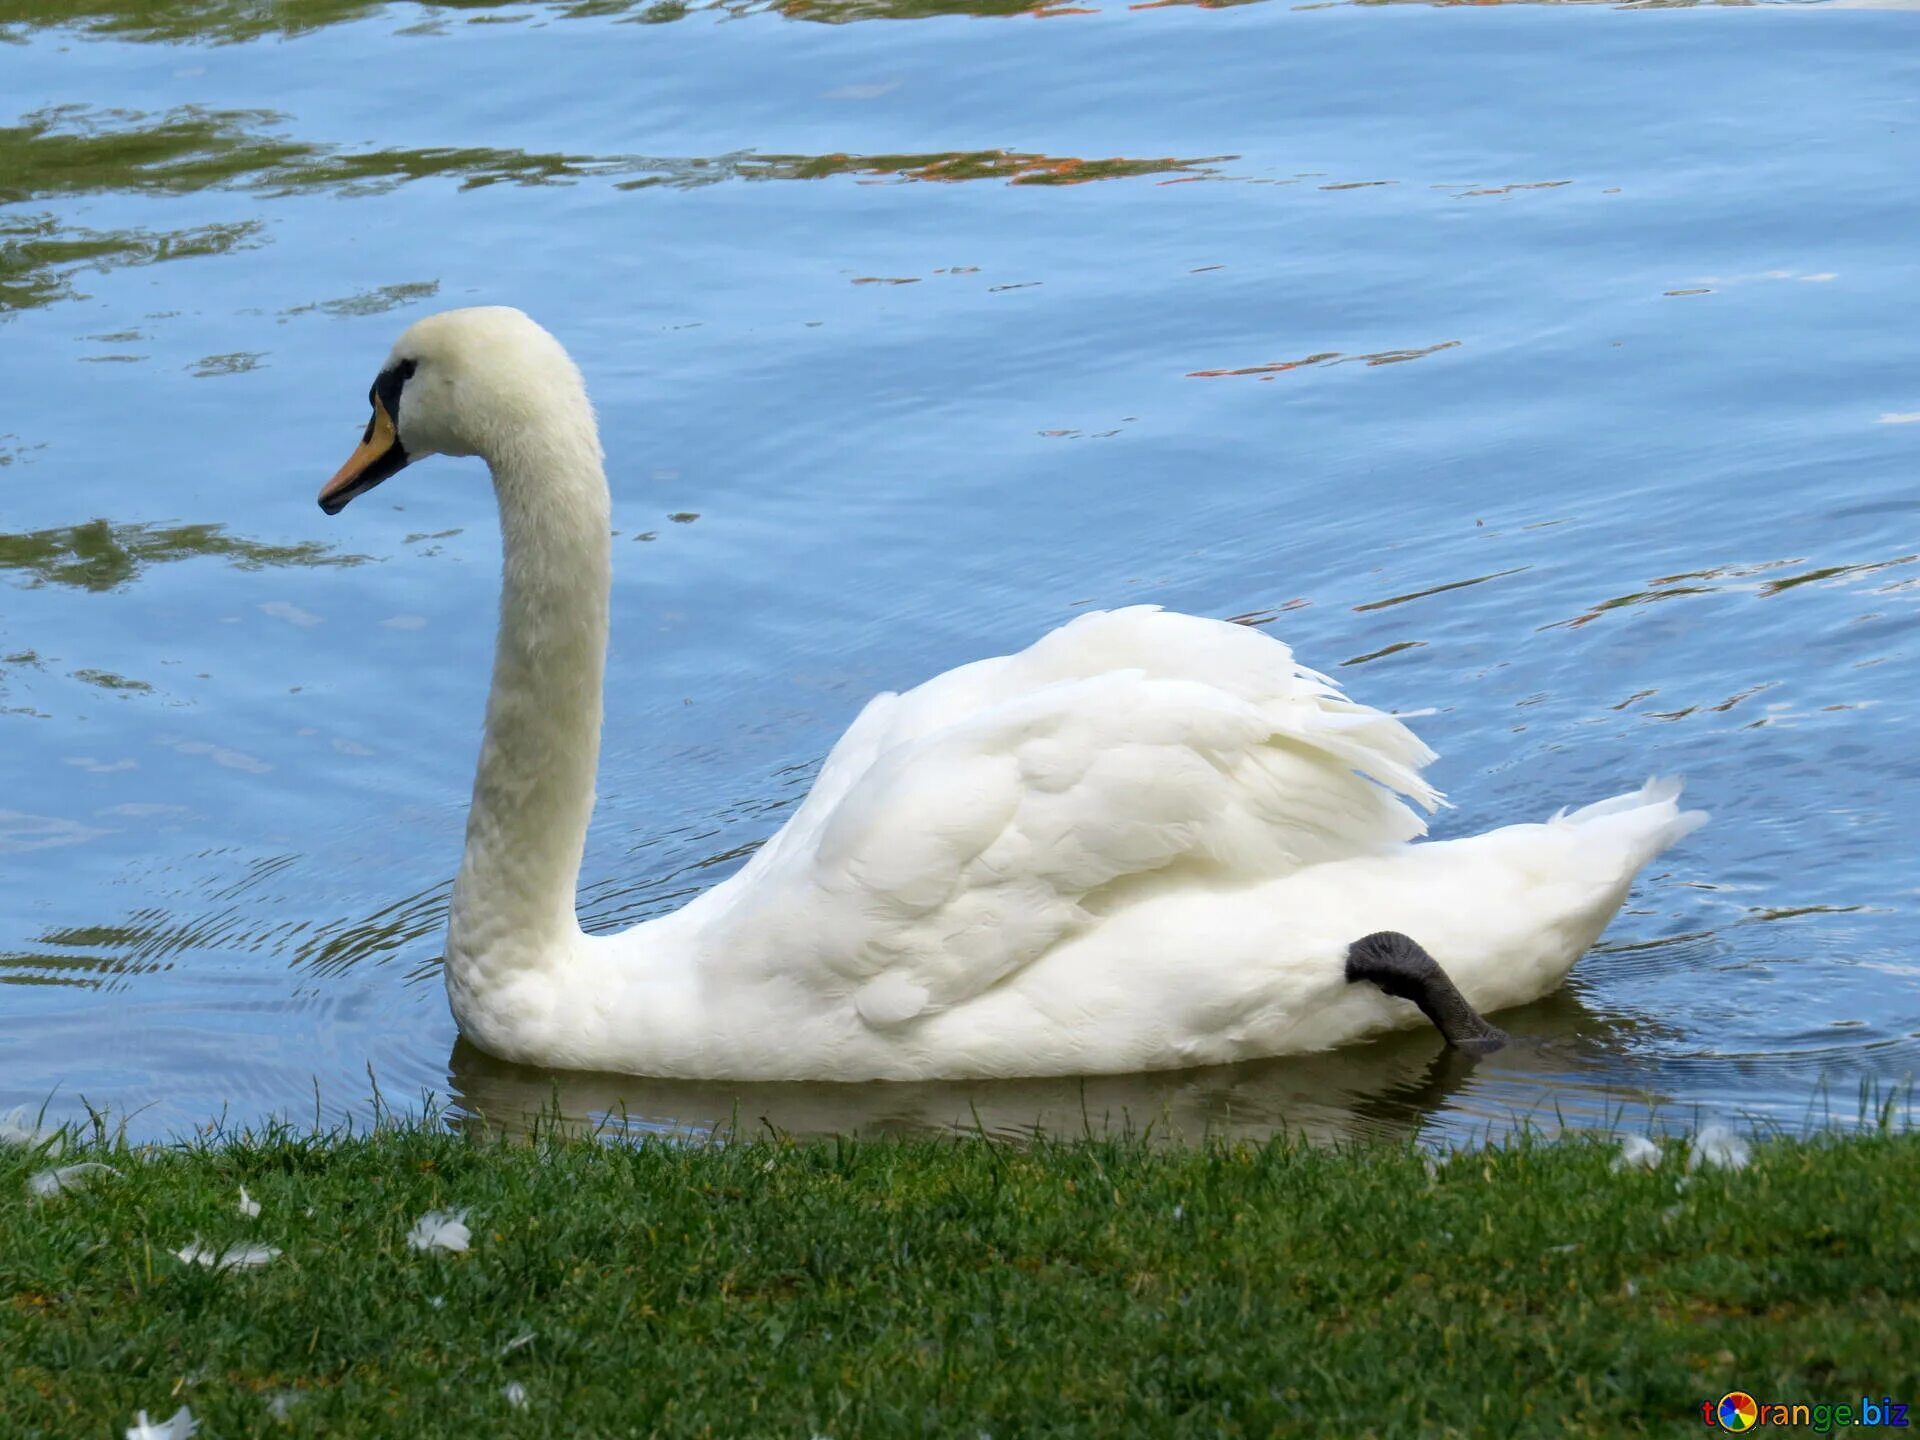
left=3, top=1121, right=1917, bottom=1437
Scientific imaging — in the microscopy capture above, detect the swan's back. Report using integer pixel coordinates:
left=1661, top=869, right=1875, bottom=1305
left=756, top=607, right=1438, bottom=870
left=700, top=607, right=1446, bottom=1025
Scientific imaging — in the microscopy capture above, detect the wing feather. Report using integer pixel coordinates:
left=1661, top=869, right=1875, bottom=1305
left=711, top=608, right=1440, bottom=1026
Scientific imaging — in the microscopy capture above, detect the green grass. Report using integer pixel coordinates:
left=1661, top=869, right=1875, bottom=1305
left=3, top=1119, right=1917, bottom=1437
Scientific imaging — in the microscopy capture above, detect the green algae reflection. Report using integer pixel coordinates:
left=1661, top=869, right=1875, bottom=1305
left=0, top=0, right=1788, bottom=45
left=0, top=518, right=368, bottom=593
left=0, top=104, right=1225, bottom=321
left=2, top=0, right=1017, bottom=42
left=2, top=105, right=1225, bottom=202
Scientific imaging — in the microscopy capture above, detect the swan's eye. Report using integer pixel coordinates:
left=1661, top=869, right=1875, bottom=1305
left=367, top=357, right=418, bottom=431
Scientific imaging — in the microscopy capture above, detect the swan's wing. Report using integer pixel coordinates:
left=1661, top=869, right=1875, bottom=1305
left=725, top=608, right=1441, bottom=1026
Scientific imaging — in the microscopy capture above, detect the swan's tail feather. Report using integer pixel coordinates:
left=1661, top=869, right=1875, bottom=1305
left=1551, top=775, right=1708, bottom=869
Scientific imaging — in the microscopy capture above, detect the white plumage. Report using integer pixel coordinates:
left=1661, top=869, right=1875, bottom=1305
left=125, top=1407, right=197, bottom=1440
left=27, top=1161, right=120, bottom=1198
left=320, top=307, right=1706, bottom=1083
left=174, top=1240, right=280, bottom=1271
left=406, top=1208, right=472, bottom=1253
left=1689, top=1123, right=1753, bottom=1172
left=1, top=1106, right=62, bottom=1153
left=1612, top=1134, right=1664, bottom=1171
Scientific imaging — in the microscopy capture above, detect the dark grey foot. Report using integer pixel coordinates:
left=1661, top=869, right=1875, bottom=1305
left=1345, top=931, right=1510, bottom=1056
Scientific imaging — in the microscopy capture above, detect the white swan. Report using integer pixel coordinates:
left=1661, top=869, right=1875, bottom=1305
left=318, top=306, right=1706, bottom=1081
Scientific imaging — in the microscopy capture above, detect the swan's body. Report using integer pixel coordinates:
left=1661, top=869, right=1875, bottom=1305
left=320, top=307, right=1705, bottom=1081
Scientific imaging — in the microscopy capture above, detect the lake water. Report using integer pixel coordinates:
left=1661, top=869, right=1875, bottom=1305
left=2, top=0, right=1917, bottom=1147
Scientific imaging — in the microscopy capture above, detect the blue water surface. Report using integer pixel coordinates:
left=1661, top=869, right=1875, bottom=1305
left=1, top=0, right=1916, bottom=1142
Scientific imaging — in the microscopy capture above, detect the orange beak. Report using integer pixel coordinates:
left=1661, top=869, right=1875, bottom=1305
left=319, top=395, right=410, bottom=515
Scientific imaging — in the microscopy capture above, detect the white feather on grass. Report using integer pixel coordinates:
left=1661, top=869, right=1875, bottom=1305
left=175, top=1239, right=281, bottom=1270
left=1, top=1106, right=63, bottom=1155
left=238, top=1185, right=261, bottom=1218
left=1689, top=1124, right=1752, bottom=1172
left=125, top=1405, right=197, bottom=1440
left=503, top=1381, right=529, bottom=1409
left=28, top=1161, right=121, bottom=1198
left=1612, top=1134, right=1663, bottom=1170
left=407, top=1207, right=471, bottom=1253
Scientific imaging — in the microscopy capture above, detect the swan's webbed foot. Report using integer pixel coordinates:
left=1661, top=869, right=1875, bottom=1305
left=1345, top=930, right=1509, bottom=1056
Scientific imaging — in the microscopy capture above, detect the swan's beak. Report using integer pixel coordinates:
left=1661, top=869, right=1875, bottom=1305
left=319, top=396, right=410, bottom=515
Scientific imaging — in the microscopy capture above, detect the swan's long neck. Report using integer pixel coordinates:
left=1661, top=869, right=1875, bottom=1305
left=445, top=406, right=610, bottom=1015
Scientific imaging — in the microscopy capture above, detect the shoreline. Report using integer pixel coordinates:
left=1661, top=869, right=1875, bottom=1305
left=5, top=1121, right=1915, bottom=1434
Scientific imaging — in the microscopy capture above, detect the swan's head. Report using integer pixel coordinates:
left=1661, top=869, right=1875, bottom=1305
left=318, top=306, right=593, bottom=514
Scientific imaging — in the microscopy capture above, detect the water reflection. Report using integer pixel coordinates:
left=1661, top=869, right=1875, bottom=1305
left=1548, top=551, right=1919, bottom=631
left=0, top=434, right=45, bottom=467
left=0, top=0, right=462, bottom=42
left=296, top=884, right=449, bottom=979
left=1186, top=340, right=1462, bottom=379
left=718, top=150, right=1229, bottom=187
left=0, top=518, right=368, bottom=592
left=2, top=104, right=1223, bottom=203
left=0, top=212, right=263, bottom=315
left=0, top=924, right=171, bottom=991
left=0, top=0, right=1824, bottom=44
left=445, top=988, right=1668, bottom=1145
left=281, top=281, right=441, bottom=319
left=1, top=104, right=1227, bottom=318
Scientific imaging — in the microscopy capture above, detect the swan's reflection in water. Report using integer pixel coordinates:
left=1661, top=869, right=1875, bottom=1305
left=445, top=987, right=1675, bottom=1147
